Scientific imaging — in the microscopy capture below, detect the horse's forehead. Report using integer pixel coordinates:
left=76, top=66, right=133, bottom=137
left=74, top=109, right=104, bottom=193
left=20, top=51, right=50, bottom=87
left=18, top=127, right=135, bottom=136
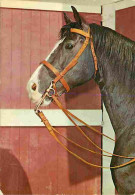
left=37, top=38, right=66, bottom=88
left=46, top=37, right=65, bottom=61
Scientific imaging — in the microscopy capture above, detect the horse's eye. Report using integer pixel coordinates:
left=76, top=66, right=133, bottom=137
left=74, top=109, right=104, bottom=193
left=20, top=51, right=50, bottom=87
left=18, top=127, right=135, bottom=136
left=65, top=43, right=73, bottom=50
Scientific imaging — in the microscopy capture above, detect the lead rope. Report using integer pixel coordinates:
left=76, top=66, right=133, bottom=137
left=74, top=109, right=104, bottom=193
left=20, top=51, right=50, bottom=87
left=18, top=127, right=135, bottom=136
left=35, top=95, right=135, bottom=169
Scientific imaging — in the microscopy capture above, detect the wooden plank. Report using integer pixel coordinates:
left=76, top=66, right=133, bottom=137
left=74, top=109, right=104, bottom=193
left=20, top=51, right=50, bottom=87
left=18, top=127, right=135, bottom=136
left=57, top=127, right=76, bottom=194
left=30, top=10, right=41, bottom=73
left=30, top=10, right=41, bottom=109
left=18, top=128, right=32, bottom=194
left=20, top=10, right=31, bottom=108
left=11, top=9, right=22, bottom=108
left=0, top=127, right=10, bottom=148
left=28, top=128, right=39, bottom=194
left=10, top=128, right=20, bottom=162
left=43, top=11, right=60, bottom=194
left=56, top=126, right=101, bottom=195
left=0, top=8, right=102, bottom=195
left=116, top=6, right=135, bottom=41
left=0, top=109, right=102, bottom=127
left=40, top=11, right=50, bottom=61
left=7, top=127, right=20, bottom=194
left=85, top=127, right=101, bottom=195
left=0, top=127, right=32, bottom=195
left=80, top=12, right=101, bottom=24
left=18, top=167, right=32, bottom=195
left=0, top=8, right=12, bottom=108
left=1, top=165, right=19, bottom=194
left=38, top=127, right=58, bottom=194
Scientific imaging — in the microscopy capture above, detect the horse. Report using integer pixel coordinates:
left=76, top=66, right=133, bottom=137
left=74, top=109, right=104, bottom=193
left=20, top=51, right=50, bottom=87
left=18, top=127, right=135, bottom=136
left=27, top=6, right=135, bottom=195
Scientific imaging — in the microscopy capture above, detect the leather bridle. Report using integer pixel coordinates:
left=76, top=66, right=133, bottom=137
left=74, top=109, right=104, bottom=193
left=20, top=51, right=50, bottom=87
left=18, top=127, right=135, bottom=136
left=34, top=27, right=135, bottom=169
left=35, top=27, right=97, bottom=105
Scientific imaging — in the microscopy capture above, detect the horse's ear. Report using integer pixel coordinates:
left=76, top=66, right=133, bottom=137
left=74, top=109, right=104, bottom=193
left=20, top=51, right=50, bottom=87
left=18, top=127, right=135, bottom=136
left=63, top=12, right=72, bottom=25
left=71, top=6, right=82, bottom=26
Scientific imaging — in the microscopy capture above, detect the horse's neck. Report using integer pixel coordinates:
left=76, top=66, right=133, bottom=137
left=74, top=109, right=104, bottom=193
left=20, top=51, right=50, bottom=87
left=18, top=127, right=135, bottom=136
left=98, top=70, right=135, bottom=139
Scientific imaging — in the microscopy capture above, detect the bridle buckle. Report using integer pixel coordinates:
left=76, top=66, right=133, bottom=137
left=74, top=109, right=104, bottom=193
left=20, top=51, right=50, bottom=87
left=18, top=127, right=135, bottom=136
left=34, top=80, right=56, bottom=114
left=46, top=81, right=56, bottom=98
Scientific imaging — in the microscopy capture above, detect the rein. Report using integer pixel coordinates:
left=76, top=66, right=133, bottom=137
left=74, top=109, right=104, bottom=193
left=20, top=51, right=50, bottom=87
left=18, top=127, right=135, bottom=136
left=34, top=27, right=135, bottom=169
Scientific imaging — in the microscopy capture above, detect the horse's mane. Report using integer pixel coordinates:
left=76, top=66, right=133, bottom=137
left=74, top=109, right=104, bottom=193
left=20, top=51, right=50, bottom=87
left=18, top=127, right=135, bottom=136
left=90, top=24, right=135, bottom=89
left=60, top=22, right=135, bottom=89
left=60, top=22, right=83, bottom=39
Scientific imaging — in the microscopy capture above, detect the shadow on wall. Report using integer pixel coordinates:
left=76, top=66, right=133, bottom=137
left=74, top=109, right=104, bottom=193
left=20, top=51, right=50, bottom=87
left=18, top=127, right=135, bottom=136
left=0, top=148, right=32, bottom=195
left=64, top=126, right=102, bottom=185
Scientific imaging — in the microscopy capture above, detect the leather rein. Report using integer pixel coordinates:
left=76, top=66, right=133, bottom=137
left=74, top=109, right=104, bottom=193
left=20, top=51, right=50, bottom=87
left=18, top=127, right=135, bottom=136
left=34, top=27, right=135, bottom=169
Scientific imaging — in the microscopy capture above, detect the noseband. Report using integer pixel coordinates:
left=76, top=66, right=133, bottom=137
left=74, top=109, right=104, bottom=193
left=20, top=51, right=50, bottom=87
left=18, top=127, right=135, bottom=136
left=36, top=27, right=97, bottom=107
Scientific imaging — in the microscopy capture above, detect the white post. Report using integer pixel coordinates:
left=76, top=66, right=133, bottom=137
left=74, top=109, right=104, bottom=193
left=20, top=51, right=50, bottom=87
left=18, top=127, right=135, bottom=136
left=102, top=3, right=116, bottom=195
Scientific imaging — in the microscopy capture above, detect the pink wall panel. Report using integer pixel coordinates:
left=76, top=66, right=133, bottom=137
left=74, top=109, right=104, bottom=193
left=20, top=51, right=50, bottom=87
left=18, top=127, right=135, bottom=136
left=21, top=10, right=31, bottom=108
left=30, top=10, right=41, bottom=109
left=58, top=126, right=101, bottom=195
left=0, top=9, right=101, bottom=109
left=11, top=10, right=22, bottom=108
left=40, top=11, right=50, bottom=60
left=0, top=8, right=102, bottom=195
left=0, top=127, right=101, bottom=195
left=0, top=9, right=12, bottom=108
left=0, top=127, right=32, bottom=194
left=30, top=10, right=41, bottom=73
left=116, top=6, right=135, bottom=41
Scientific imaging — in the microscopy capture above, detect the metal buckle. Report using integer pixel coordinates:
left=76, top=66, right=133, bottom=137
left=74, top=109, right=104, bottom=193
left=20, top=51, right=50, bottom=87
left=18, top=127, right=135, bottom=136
left=34, top=80, right=55, bottom=114
left=45, top=81, right=55, bottom=98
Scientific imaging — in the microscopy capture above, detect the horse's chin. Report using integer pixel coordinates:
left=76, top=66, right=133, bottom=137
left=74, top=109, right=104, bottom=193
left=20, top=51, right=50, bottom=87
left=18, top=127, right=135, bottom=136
left=41, top=98, right=52, bottom=107
left=32, top=89, right=64, bottom=107
left=31, top=96, right=52, bottom=107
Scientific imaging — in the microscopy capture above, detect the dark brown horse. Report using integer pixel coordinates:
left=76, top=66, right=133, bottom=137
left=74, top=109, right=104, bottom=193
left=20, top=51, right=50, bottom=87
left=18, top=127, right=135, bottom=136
left=27, top=6, right=135, bottom=195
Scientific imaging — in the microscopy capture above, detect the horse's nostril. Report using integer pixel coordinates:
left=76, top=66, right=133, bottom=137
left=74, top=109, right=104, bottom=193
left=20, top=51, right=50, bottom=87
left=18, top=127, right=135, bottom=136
left=31, top=83, right=37, bottom=91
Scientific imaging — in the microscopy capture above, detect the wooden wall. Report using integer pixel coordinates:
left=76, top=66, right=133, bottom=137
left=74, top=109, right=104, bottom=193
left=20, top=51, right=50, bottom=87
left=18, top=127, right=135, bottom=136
left=0, top=8, right=102, bottom=195
left=116, top=6, right=135, bottom=41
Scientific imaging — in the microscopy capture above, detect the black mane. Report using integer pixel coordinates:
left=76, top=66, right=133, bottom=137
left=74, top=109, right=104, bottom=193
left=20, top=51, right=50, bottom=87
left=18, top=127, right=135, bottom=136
left=59, top=22, right=135, bottom=90
left=90, top=24, right=135, bottom=86
left=60, top=22, right=82, bottom=39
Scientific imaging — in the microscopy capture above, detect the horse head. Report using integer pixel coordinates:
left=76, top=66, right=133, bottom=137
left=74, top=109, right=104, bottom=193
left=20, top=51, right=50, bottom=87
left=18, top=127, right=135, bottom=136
left=27, top=6, right=96, bottom=106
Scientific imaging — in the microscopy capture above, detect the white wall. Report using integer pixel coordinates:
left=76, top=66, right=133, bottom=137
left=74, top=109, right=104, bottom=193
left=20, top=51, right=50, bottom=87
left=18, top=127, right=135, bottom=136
left=0, top=0, right=101, bottom=13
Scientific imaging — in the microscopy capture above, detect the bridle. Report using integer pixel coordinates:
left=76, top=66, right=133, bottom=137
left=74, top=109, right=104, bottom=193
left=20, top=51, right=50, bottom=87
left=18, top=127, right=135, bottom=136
left=35, top=27, right=97, bottom=108
left=34, top=27, right=135, bottom=169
